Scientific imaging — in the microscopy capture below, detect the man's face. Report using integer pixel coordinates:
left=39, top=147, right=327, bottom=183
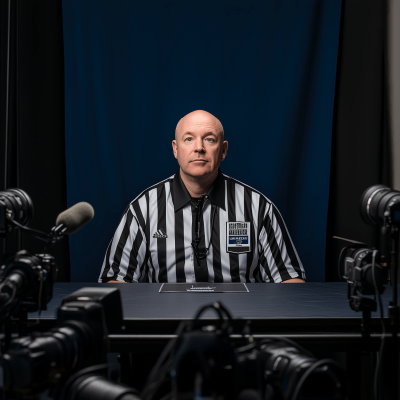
left=172, top=112, right=228, bottom=180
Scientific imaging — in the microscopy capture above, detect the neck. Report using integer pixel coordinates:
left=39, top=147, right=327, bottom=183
left=180, top=168, right=218, bottom=198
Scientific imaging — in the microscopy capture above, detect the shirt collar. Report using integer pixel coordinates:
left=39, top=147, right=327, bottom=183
left=171, top=169, right=226, bottom=212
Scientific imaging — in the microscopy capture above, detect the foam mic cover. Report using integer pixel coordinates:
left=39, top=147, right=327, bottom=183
left=55, top=202, right=94, bottom=234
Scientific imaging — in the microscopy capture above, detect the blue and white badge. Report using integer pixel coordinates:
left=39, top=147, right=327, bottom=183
left=226, top=221, right=251, bottom=254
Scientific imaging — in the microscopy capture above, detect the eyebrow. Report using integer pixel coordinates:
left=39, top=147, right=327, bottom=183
left=182, top=132, right=217, bottom=136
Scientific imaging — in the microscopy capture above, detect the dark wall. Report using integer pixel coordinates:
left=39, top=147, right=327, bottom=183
left=0, top=0, right=391, bottom=283
left=325, top=0, right=390, bottom=281
left=0, top=0, right=70, bottom=281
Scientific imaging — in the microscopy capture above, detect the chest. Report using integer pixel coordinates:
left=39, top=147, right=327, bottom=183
left=147, top=202, right=255, bottom=257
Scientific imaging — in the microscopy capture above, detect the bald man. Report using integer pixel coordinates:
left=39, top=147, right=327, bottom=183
left=99, top=111, right=305, bottom=283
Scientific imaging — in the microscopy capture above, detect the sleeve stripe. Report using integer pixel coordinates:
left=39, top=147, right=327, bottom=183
left=258, top=244, right=273, bottom=282
left=156, top=184, right=168, bottom=282
left=255, top=194, right=269, bottom=282
left=124, top=227, right=144, bottom=282
left=271, top=204, right=305, bottom=279
left=99, top=238, right=113, bottom=282
left=110, top=208, right=134, bottom=279
left=262, top=214, right=293, bottom=282
left=132, top=199, right=146, bottom=238
left=257, top=194, right=268, bottom=238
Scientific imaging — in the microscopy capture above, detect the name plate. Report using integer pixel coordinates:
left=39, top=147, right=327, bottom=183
left=159, top=283, right=249, bottom=293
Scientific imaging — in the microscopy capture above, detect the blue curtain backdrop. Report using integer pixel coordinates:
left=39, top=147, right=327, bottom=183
left=62, top=0, right=342, bottom=282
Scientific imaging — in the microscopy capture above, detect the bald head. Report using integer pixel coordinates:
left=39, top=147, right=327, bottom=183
left=175, top=110, right=224, bottom=141
left=172, top=110, right=228, bottom=187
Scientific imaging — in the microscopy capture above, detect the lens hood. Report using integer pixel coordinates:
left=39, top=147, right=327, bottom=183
left=359, top=185, right=390, bottom=225
left=0, top=188, right=34, bottom=226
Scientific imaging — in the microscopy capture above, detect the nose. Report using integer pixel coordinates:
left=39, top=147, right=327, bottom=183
left=194, top=137, right=205, bottom=154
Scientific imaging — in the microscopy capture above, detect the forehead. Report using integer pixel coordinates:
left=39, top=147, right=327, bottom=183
left=177, top=113, right=222, bottom=137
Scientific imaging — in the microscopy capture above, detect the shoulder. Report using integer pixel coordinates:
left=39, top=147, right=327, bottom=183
left=221, top=173, right=273, bottom=212
left=121, top=174, right=175, bottom=216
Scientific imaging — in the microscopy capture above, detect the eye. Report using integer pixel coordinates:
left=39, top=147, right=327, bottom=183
left=205, top=138, right=214, bottom=143
left=185, top=137, right=193, bottom=142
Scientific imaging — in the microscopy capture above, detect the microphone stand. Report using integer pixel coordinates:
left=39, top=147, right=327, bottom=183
left=5, top=216, right=66, bottom=245
left=387, top=228, right=399, bottom=400
left=49, top=224, right=67, bottom=244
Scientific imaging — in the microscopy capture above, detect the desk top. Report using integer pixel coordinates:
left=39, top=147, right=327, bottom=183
left=29, top=282, right=395, bottom=334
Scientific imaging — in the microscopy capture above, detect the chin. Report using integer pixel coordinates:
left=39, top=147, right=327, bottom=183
left=185, top=164, right=213, bottom=178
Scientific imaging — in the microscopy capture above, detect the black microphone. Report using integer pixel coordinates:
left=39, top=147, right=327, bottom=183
left=55, top=202, right=94, bottom=234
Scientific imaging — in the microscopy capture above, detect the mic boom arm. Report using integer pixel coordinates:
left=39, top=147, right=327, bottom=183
left=5, top=201, right=94, bottom=245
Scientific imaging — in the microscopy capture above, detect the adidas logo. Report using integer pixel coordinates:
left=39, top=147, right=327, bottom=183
left=153, top=228, right=168, bottom=239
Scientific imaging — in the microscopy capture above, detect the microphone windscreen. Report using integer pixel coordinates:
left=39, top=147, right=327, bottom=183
left=55, top=202, right=94, bottom=234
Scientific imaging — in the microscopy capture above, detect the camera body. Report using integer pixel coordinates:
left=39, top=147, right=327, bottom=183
left=340, top=246, right=386, bottom=295
left=1, top=287, right=123, bottom=396
left=0, top=250, right=57, bottom=316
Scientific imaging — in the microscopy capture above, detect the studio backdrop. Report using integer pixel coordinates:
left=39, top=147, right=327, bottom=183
left=62, top=0, right=342, bottom=282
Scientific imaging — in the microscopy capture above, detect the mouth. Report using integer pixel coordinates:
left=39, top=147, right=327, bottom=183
left=190, top=159, right=208, bottom=163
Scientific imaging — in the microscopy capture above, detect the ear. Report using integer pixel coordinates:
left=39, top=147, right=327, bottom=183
left=172, top=140, right=178, bottom=159
left=221, top=141, right=228, bottom=161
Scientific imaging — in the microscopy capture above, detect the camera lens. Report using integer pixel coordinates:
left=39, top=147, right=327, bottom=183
left=359, top=185, right=400, bottom=225
left=0, top=188, right=34, bottom=227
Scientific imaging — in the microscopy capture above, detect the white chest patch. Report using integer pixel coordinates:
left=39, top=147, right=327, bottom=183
left=226, top=221, right=251, bottom=254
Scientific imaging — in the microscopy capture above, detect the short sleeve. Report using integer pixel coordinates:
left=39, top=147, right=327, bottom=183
left=257, top=203, right=306, bottom=282
left=98, top=204, right=148, bottom=283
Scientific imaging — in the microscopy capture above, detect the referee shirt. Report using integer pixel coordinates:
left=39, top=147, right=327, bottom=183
left=99, top=170, right=306, bottom=283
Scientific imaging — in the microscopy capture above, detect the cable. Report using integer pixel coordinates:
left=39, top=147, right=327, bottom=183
left=192, top=303, right=225, bottom=329
left=192, top=302, right=234, bottom=335
left=290, top=359, right=342, bottom=400
left=142, top=302, right=234, bottom=399
left=140, top=321, right=189, bottom=400
left=6, top=216, right=65, bottom=244
left=6, top=216, right=49, bottom=239
left=372, top=249, right=385, bottom=400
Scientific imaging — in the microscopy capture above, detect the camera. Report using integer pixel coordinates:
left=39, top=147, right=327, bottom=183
left=339, top=245, right=385, bottom=295
left=0, top=189, right=34, bottom=236
left=360, top=184, right=400, bottom=228
left=235, top=339, right=346, bottom=400
left=0, top=187, right=95, bottom=329
left=335, top=184, right=400, bottom=399
left=144, top=302, right=346, bottom=400
left=0, top=190, right=136, bottom=399
left=0, top=251, right=57, bottom=322
left=337, top=184, right=400, bottom=295
left=0, top=287, right=134, bottom=399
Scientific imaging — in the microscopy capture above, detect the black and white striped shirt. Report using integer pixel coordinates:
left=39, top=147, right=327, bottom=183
left=99, top=170, right=305, bottom=283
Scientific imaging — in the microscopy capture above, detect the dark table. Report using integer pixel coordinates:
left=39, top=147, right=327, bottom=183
left=29, top=282, right=396, bottom=351
left=26, top=282, right=399, bottom=396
